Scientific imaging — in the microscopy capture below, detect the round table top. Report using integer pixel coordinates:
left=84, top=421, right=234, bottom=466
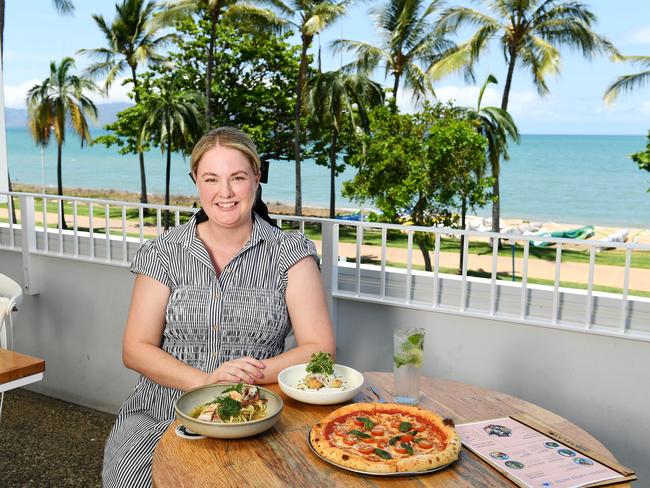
left=152, top=372, right=632, bottom=487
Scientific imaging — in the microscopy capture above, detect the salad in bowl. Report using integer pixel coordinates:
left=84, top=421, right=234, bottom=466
left=278, top=352, right=364, bottom=405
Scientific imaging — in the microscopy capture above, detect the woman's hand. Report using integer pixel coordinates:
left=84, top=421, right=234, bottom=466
left=205, top=357, right=266, bottom=385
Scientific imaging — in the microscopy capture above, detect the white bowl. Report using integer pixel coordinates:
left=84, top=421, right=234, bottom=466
left=278, top=364, right=364, bottom=405
left=175, top=383, right=283, bottom=439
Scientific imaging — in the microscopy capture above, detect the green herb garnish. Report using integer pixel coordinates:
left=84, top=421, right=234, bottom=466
left=388, top=435, right=401, bottom=446
left=408, top=333, right=424, bottom=347
left=356, top=417, right=375, bottom=430
left=222, top=382, right=244, bottom=394
left=306, top=352, right=335, bottom=375
left=374, top=448, right=392, bottom=460
left=400, top=442, right=414, bottom=455
left=348, top=429, right=371, bottom=439
left=216, top=396, right=241, bottom=419
left=393, top=332, right=424, bottom=368
left=399, top=421, right=412, bottom=432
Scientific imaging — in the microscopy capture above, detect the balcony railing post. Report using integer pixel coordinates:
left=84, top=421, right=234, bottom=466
left=320, top=220, right=339, bottom=341
left=19, top=195, right=40, bottom=295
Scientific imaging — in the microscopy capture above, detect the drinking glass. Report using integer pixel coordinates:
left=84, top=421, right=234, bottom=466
left=393, top=327, right=425, bottom=405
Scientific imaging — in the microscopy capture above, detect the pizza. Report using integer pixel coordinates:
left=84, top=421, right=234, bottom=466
left=309, top=402, right=461, bottom=474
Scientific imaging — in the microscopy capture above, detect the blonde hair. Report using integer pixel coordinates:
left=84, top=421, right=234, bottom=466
left=190, top=126, right=261, bottom=176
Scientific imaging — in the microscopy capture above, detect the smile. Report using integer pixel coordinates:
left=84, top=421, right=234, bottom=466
left=216, top=202, right=238, bottom=208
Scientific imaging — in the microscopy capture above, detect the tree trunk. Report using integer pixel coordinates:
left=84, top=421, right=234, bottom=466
left=459, top=197, right=467, bottom=273
left=392, top=74, right=400, bottom=103
left=329, top=130, right=337, bottom=219
left=131, top=65, right=148, bottom=208
left=56, top=142, right=67, bottom=230
left=492, top=53, right=517, bottom=237
left=416, top=238, right=432, bottom=272
left=164, top=135, right=172, bottom=230
left=205, top=11, right=219, bottom=124
left=293, top=35, right=311, bottom=216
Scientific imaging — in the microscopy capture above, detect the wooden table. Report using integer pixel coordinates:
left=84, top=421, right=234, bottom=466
left=152, top=373, right=632, bottom=488
left=0, top=349, right=45, bottom=393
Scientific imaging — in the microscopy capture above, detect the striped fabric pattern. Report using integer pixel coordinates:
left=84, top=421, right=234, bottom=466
left=102, top=211, right=318, bottom=488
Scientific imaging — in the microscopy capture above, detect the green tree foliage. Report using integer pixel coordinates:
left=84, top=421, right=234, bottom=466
left=435, top=0, right=616, bottom=234
left=630, top=131, right=650, bottom=192
left=26, top=57, right=98, bottom=229
left=95, top=18, right=302, bottom=197
left=306, top=71, right=385, bottom=218
left=170, top=18, right=301, bottom=165
left=155, top=0, right=285, bottom=122
left=343, top=103, right=489, bottom=271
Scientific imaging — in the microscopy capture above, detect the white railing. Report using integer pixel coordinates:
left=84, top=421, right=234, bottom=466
left=2, top=191, right=650, bottom=340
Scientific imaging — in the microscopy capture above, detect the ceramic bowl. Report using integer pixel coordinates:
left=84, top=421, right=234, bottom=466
left=175, top=383, right=283, bottom=439
left=277, top=364, right=364, bottom=405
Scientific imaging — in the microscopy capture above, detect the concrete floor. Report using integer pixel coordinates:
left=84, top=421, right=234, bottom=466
left=0, top=389, right=115, bottom=487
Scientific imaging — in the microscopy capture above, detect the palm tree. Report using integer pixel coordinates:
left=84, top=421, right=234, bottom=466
left=138, top=82, right=204, bottom=229
left=306, top=71, right=384, bottom=217
left=78, top=0, right=175, bottom=208
left=332, top=0, right=456, bottom=103
left=459, top=74, right=519, bottom=267
left=270, top=0, right=351, bottom=216
left=436, top=0, right=616, bottom=233
left=155, top=0, right=284, bottom=123
left=463, top=74, right=519, bottom=184
left=26, top=57, right=98, bottom=230
left=604, top=55, right=650, bottom=103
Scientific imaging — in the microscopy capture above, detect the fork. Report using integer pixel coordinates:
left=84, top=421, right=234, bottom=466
left=369, top=385, right=388, bottom=403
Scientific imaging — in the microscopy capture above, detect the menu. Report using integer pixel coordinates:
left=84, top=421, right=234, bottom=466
left=456, top=417, right=625, bottom=488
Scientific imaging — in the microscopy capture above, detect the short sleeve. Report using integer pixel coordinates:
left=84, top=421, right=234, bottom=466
left=280, top=232, right=320, bottom=290
left=130, top=239, right=172, bottom=288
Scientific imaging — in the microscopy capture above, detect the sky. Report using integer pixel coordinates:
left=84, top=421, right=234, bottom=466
left=2, top=0, right=650, bottom=135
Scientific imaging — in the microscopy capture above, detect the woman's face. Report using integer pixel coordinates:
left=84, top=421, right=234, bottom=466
left=194, top=145, right=260, bottom=229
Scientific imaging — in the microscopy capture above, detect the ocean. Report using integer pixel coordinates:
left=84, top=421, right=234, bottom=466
left=6, top=128, right=650, bottom=228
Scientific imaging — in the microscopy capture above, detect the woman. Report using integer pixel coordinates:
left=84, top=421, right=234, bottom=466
left=103, top=127, right=335, bottom=487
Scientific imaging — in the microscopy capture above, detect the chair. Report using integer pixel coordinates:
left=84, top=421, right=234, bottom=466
left=0, top=273, right=23, bottom=350
left=0, top=273, right=23, bottom=423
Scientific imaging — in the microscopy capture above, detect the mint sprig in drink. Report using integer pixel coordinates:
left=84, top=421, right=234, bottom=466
left=393, top=328, right=425, bottom=405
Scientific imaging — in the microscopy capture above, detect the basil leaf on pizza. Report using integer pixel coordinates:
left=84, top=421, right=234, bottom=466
left=399, top=421, right=412, bottom=432
left=356, top=417, right=375, bottom=430
left=374, top=448, right=392, bottom=460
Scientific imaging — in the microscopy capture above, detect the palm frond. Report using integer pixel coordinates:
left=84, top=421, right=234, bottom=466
left=604, top=71, right=650, bottom=105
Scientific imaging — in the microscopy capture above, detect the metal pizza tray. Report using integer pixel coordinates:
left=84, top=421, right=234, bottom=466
left=306, top=429, right=455, bottom=477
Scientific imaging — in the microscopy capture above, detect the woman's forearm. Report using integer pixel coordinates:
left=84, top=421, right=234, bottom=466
left=123, top=342, right=209, bottom=391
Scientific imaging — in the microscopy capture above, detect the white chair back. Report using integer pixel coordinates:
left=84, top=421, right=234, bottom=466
left=0, top=273, right=23, bottom=349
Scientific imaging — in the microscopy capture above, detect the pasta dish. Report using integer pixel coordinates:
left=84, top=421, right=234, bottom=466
left=191, top=384, right=268, bottom=423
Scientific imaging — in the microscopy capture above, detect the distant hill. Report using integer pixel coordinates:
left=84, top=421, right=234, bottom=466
left=4, top=102, right=133, bottom=129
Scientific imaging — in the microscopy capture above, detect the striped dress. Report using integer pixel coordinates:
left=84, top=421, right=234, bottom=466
left=102, top=210, right=318, bottom=488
